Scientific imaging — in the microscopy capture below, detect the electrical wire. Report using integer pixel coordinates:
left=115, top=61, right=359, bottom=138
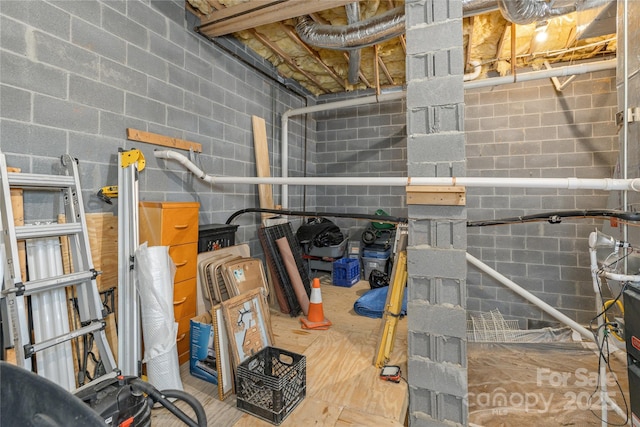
left=226, top=207, right=408, bottom=225
left=587, top=273, right=629, bottom=426
left=467, top=209, right=640, bottom=227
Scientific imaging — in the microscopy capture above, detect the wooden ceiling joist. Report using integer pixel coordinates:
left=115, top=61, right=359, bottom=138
left=496, top=23, right=510, bottom=60
left=466, top=16, right=475, bottom=69
left=198, top=0, right=354, bottom=37
left=377, top=55, right=394, bottom=85
left=374, top=45, right=381, bottom=96
left=281, top=23, right=346, bottom=89
left=250, top=28, right=327, bottom=93
left=186, top=0, right=617, bottom=95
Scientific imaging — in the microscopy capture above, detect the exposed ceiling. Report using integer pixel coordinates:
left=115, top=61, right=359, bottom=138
left=185, top=0, right=617, bottom=96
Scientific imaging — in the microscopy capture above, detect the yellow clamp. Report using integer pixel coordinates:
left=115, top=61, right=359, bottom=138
left=120, top=149, right=146, bottom=171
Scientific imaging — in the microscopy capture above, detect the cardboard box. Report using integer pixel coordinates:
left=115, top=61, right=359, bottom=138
left=189, top=312, right=218, bottom=385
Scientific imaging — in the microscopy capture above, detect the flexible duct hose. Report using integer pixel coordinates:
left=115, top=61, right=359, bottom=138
left=295, top=6, right=405, bottom=50
left=130, top=379, right=207, bottom=427
left=497, top=0, right=575, bottom=24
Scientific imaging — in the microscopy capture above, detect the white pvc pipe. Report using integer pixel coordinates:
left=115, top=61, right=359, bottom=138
left=277, top=59, right=617, bottom=208
left=622, top=0, right=630, bottom=258
left=466, top=252, right=594, bottom=342
left=154, top=149, right=640, bottom=192
left=281, top=90, right=406, bottom=207
left=463, top=61, right=482, bottom=81
left=464, top=59, right=617, bottom=89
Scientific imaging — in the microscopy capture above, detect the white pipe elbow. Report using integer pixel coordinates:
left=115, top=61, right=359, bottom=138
left=153, top=149, right=212, bottom=182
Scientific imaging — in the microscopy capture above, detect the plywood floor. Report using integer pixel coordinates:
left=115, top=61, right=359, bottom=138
left=151, top=278, right=409, bottom=426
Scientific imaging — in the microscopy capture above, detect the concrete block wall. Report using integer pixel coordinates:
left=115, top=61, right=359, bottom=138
left=0, top=0, right=314, bottom=256
left=314, top=68, right=619, bottom=330
left=405, top=0, right=468, bottom=425
left=465, top=68, right=619, bottom=327
left=312, top=92, right=407, bottom=235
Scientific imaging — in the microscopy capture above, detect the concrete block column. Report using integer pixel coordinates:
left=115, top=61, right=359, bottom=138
left=405, top=1, right=468, bottom=425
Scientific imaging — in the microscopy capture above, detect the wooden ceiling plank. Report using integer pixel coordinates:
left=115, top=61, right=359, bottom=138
left=198, top=0, right=354, bottom=37
left=281, top=24, right=346, bottom=89
left=250, top=28, right=327, bottom=93
left=399, top=34, right=406, bottom=54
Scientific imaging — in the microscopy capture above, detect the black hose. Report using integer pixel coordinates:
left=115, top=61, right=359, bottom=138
left=130, top=379, right=207, bottom=427
left=226, top=207, right=408, bottom=225
left=467, top=209, right=640, bottom=227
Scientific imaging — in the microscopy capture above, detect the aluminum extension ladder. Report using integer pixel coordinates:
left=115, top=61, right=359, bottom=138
left=0, top=151, right=116, bottom=388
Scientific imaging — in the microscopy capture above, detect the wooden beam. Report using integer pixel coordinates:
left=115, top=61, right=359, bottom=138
left=466, top=16, right=475, bottom=70
left=197, top=0, right=354, bottom=37
left=495, top=22, right=510, bottom=60
left=308, top=12, right=326, bottom=24
left=374, top=45, right=381, bottom=96
left=377, top=55, right=394, bottom=85
left=511, top=23, right=516, bottom=76
left=406, top=186, right=466, bottom=206
left=249, top=28, right=327, bottom=93
left=126, top=128, right=203, bottom=152
left=280, top=23, right=346, bottom=89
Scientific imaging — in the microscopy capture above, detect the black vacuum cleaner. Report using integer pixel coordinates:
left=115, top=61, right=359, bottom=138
left=0, top=361, right=207, bottom=427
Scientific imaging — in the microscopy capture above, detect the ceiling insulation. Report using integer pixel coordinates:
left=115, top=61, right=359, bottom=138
left=187, top=0, right=617, bottom=96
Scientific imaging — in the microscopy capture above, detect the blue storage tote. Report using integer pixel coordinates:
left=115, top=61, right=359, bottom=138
left=332, top=258, right=360, bottom=287
left=362, top=246, right=391, bottom=259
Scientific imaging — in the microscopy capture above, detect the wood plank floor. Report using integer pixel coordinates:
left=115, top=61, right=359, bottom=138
left=151, top=277, right=409, bottom=426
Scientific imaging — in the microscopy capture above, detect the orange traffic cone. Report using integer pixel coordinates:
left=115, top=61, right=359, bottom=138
left=300, top=278, right=332, bottom=330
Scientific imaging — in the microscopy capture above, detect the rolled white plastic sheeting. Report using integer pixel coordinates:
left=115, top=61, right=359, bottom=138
left=26, top=237, right=75, bottom=391
left=135, top=243, right=183, bottom=392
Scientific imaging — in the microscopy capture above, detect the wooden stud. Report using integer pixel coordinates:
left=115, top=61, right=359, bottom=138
left=250, top=28, right=327, bottom=93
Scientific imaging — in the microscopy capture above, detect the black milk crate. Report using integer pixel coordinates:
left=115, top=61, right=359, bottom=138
left=236, top=347, right=306, bottom=425
left=198, top=224, right=238, bottom=253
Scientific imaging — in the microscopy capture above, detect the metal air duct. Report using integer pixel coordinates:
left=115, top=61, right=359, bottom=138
left=497, top=0, right=577, bottom=24
left=345, top=2, right=361, bottom=85
left=295, top=6, right=405, bottom=51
